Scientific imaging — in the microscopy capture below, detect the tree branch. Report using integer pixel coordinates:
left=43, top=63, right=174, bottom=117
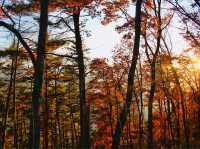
left=0, top=21, right=36, bottom=66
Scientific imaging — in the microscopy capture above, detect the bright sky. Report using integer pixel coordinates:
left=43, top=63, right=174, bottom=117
left=0, top=14, right=188, bottom=60
left=167, top=15, right=189, bottom=55
left=85, top=17, right=188, bottom=59
left=85, top=18, right=121, bottom=59
left=0, top=18, right=122, bottom=59
left=0, top=29, right=10, bottom=49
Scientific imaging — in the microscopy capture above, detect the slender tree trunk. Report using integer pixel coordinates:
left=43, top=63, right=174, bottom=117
left=73, top=10, right=90, bottom=149
left=147, top=1, right=162, bottom=148
left=44, top=68, right=49, bottom=149
left=112, top=0, right=143, bottom=148
left=0, top=58, right=14, bottom=149
left=13, top=53, right=18, bottom=149
left=13, top=17, right=21, bottom=149
left=54, top=75, right=62, bottom=149
left=68, top=82, right=78, bottom=147
left=164, top=95, right=175, bottom=147
left=29, top=0, right=49, bottom=148
left=71, top=112, right=78, bottom=146
left=134, top=70, right=143, bottom=148
left=164, top=48, right=190, bottom=148
left=139, top=61, right=144, bottom=149
left=147, top=61, right=156, bottom=149
left=16, top=110, right=19, bottom=149
left=127, top=111, right=131, bottom=144
left=158, top=98, right=164, bottom=146
left=161, top=37, right=181, bottom=148
left=135, top=59, right=144, bottom=148
left=70, top=112, right=75, bottom=148
left=171, top=68, right=190, bottom=148
left=115, top=89, right=120, bottom=123
left=108, top=103, right=114, bottom=137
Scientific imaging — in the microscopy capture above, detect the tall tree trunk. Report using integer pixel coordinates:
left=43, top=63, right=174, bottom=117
left=73, top=10, right=90, bottom=149
left=54, top=74, right=62, bottom=149
left=68, top=81, right=78, bottom=147
left=161, top=36, right=181, bottom=148
left=29, top=0, right=49, bottom=148
left=147, top=1, right=162, bottom=148
left=44, top=68, right=49, bottom=149
left=108, top=103, right=114, bottom=137
left=171, top=67, right=190, bottom=148
left=112, top=0, right=143, bottom=148
left=135, top=57, right=144, bottom=148
left=165, top=47, right=190, bottom=148
left=147, top=61, right=156, bottom=149
left=13, top=53, right=18, bottom=149
left=162, top=87, right=175, bottom=147
left=13, top=17, right=21, bottom=149
left=0, top=58, right=14, bottom=149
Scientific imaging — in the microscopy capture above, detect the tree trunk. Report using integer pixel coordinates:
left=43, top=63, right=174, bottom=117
left=112, top=0, right=143, bottom=148
left=164, top=48, right=190, bottom=148
left=0, top=58, right=14, bottom=149
left=44, top=68, right=49, bottom=149
left=171, top=67, right=190, bottom=148
left=13, top=53, right=18, bottom=149
left=29, top=0, right=49, bottom=148
left=54, top=74, right=62, bottom=149
left=73, top=11, right=90, bottom=149
left=108, top=104, right=114, bottom=137
left=135, top=58, right=144, bottom=148
left=147, top=61, right=156, bottom=149
left=147, top=1, right=162, bottom=148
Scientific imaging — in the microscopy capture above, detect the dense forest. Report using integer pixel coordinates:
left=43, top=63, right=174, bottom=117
left=0, top=0, right=200, bottom=149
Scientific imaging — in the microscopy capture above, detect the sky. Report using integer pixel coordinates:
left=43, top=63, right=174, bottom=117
left=0, top=14, right=188, bottom=60
left=0, top=18, right=122, bottom=59
left=85, top=18, right=121, bottom=59
left=85, top=16, right=188, bottom=59
left=0, top=29, right=11, bottom=49
left=83, top=0, right=190, bottom=60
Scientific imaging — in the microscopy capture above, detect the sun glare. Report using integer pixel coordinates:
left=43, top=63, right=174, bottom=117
left=192, top=57, right=200, bottom=70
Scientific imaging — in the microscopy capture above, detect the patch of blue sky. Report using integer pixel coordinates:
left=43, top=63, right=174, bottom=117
left=0, top=15, right=39, bottom=50
left=0, top=29, right=11, bottom=49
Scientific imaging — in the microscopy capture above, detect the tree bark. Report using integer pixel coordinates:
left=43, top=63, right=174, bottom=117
left=29, top=0, right=49, bottom=148
left=73, top=11, right=90, bottom=149
left=44, top=68, right=49, bottom=149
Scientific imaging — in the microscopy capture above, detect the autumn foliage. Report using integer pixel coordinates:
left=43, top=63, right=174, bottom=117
left=0, top=0, right=200, bottom=149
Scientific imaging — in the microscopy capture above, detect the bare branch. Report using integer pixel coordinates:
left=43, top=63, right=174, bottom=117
left=0, top=21, right=36, bottom=65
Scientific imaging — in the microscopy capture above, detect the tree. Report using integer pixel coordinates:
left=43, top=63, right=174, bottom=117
left=142, top=0, right=162, bottom=148
left=28, top=0, right=49, bottom=148
left=73, top=9, right=91, bottom=149
left=0, top=0, right=200, bottom=148
left=112, top=0, right=143, bottom=148
left=0, top=0, right=49, bottom=148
